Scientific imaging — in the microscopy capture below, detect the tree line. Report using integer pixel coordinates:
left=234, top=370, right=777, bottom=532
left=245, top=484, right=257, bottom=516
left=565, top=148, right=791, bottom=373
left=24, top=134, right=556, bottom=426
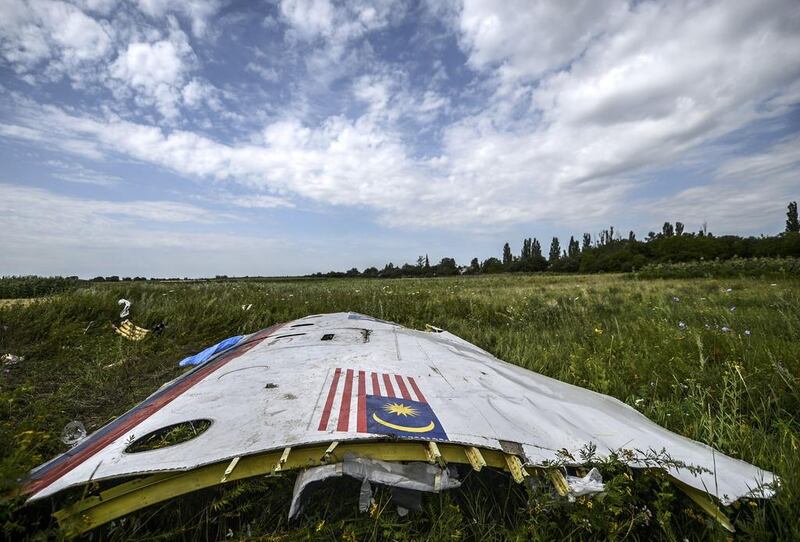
left=311, top=201, right=800, bottom=278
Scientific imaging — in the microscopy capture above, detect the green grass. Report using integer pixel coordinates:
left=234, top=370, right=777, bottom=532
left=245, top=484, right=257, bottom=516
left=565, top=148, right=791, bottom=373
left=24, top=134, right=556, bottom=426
left=1, top=274, right=798, bottom=540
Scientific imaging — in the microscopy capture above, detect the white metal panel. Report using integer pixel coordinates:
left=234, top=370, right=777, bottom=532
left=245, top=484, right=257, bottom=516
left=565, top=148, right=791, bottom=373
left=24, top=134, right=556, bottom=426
left=28, top=312, right=776, bottom=505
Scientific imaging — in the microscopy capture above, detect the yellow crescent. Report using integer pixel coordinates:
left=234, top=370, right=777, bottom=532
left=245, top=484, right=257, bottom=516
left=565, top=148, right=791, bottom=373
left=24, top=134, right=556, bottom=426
left=372, top=413, right=436, bottom=433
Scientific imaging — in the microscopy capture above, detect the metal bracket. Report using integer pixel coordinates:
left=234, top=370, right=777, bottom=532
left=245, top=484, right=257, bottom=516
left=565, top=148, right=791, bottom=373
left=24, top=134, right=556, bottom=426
left=220, top=456, right=240, bottom=483
left=322, top=441, right=339, bottom=462
left=547, top=468, right=570, bottom=496
left=274, top=447, right=291, bottom=472
left=504, top=454, right=529, bottom=484
left=465, top=446, right=486, bottom=471
left=425, top=441, right=445, bottom=467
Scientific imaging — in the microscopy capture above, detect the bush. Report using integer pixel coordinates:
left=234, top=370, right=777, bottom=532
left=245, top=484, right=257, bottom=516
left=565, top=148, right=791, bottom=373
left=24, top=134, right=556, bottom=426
left=0, top=276, right=84, bottom=299
left=635, top=257, right=800, bottom=279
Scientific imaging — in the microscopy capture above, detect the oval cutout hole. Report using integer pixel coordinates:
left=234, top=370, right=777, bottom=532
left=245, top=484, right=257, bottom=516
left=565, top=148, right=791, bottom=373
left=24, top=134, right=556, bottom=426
left=125, top=419, right=212, bottom=453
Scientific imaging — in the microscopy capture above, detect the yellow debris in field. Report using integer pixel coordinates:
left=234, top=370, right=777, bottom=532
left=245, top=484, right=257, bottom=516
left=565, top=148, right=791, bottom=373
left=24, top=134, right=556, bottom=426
left=112, top=320, right=150, bottom=341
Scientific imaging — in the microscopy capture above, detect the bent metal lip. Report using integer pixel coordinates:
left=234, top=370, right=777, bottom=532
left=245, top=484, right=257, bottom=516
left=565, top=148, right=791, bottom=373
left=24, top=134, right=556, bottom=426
left=24, top=312, right=776, bottom=535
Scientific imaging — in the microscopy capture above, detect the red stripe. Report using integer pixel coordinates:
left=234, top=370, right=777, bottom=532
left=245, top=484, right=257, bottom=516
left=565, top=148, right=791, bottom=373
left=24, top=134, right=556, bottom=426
left=317, top=368, right=342, bottom=431
left=24, top=323, right=285, bottom=496
left=337, top=369, right=354, bottom=432
left=395, top=375, right=411, bottom=400
left=408, top=377, right=426, bottom=403
left=357, top=370, right=366, bottom=433
left=382, top=373, right=395, bottom=398
left=371, top=372, right=380, bottom=395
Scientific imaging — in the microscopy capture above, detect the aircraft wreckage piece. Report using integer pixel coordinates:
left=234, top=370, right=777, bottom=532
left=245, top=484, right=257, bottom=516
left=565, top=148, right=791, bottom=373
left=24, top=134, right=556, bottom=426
left=24, top=313, right=775, bottom=535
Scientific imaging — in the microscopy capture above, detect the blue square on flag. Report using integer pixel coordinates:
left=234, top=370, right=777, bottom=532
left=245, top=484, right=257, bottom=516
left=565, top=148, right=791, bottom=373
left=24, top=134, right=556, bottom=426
left=365, top=395, right=448, bottom=441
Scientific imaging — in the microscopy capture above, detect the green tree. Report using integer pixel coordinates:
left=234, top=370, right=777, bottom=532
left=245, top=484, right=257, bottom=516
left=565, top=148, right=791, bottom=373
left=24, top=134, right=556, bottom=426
left=675, top=222, right=685, bottom=236
left=502, top=242, right=513, bottom=267
left=532, top=238, right=543, bottom=258
left=481, top=257, right=504, bottom=274
left=567, top=236, right=580, bottom=258
left=435, top=258, right=459, bottom=275
left=548, top=237, right=561, bottom=263
left=582, top=233, right=591, bottom=250
left=662, top=222, right=674, bottom=237
left=787, top=201, right=799, bottom=233
left=520, top=238, right=532, bottom=260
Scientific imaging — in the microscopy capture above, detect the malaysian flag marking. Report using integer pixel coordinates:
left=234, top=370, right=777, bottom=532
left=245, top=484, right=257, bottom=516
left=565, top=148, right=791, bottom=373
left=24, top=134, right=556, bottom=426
left=317, top=368, right=448, bottom=440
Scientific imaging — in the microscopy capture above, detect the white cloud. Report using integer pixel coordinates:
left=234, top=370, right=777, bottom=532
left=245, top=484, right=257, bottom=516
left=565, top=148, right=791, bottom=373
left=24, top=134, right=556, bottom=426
left=109, top=25, right=195, bottom=117
left=133, top=0, right=221, bottom=37
left=245, top=61, right=279, bottom=82
left=456, top=0, right=623, bottom=79
left=280, top=0, right=403, bottom=42
left=280, top=0, right=335, bottom=39
left=228, top=194, right=296, bottom=209
left=1, top=0, right=799, bottom=238
left=641, top=136, right=800, bottom=234
left=0, top=183, right=220, bottom=268
left=0, top=183, right=348, bottom=277
left=46, top=159, right=122, bottom=186
left=0, top=0, right=112, bottom=80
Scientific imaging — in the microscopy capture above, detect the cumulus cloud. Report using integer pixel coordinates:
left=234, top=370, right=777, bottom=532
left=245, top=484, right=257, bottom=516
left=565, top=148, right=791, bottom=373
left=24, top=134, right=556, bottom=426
left=109, top=23, right=196, bottom=117
left=0, top=0, right=112, bottom=81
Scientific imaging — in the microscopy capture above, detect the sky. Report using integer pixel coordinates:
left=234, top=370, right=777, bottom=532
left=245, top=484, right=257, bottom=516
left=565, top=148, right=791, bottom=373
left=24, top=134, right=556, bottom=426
left=0, top=0, right=799, bottom=277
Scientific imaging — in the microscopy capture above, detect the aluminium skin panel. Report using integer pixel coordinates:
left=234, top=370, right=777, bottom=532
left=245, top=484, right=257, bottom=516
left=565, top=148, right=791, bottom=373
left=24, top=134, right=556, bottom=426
left=26, top=313, right=776, bottom=505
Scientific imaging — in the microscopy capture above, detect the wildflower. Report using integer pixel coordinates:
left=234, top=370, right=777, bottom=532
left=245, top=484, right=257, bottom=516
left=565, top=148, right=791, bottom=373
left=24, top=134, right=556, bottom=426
left=744, top=330, right=751, bottom=336
left=672, top=296, right=680, bottom=302
left=678, top=321, right=687, bottom=330
left=635, top=398, right=645, bottom=406
left=721, top=326, right=731, bottom=333
left=770, top=283, right=777, bottom=287
left=729, top=306, right=736, bottom=312
left=725, top=288, right=733, bottom=293
left=594, top=327, right=603, bottom=335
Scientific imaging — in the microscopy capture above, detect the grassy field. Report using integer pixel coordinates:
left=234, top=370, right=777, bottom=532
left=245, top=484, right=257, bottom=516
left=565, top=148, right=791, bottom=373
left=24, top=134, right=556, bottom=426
left=1, top=274, right=798, bottom=540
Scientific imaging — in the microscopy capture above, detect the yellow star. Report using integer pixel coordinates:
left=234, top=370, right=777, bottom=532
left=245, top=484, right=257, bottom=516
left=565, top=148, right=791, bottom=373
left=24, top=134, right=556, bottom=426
left=383, top=402, right=419, bottom=417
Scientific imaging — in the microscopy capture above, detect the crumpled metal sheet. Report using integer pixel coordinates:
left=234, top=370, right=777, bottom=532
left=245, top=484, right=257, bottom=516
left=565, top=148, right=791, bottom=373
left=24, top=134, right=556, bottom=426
left=289, top=455, right=461, bottom=519
left=25, top=313, right=776, bottom=505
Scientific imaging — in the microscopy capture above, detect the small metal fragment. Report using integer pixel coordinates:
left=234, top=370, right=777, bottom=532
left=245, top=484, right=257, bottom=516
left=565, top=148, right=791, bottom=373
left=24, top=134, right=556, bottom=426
left=220, top=456, right=240, bottom=483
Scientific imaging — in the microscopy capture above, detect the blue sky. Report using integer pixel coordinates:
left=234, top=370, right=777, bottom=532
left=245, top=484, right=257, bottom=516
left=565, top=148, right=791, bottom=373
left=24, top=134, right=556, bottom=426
left=1, top=0, right=799, bottom=277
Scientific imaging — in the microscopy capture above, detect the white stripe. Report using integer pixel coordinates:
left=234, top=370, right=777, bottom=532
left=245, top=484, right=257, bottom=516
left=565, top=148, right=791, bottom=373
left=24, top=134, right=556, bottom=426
left=348, top=372, right=359, bottom=431
left=406, top=376, right=423, bottom=402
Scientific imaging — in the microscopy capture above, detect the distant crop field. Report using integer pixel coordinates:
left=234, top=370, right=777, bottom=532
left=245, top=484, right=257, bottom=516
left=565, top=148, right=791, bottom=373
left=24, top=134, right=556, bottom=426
left=1, top=274, right=798, bottom=540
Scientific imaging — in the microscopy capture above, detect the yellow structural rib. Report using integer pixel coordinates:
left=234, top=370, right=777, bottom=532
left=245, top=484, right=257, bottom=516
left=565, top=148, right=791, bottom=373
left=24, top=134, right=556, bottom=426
left=52, top=441, right=734, bottom=537
left=54, top=442, right=508, bottom=537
